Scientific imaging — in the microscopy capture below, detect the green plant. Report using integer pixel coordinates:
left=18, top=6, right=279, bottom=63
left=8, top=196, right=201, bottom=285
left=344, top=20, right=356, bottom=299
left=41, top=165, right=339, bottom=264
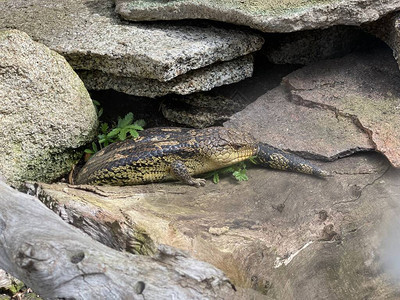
left=85, top=109, right=145, bottom=155
left=107, top=113, right=145, bottom=141
left=207, top=156, right=258, bottom=184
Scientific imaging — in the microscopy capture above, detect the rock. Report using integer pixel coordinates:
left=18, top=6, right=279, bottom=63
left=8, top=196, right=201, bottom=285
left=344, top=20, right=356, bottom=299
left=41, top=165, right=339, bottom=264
left=84, top=61, right=299, bottom=130
left=227, top=85, right=373, bottom=161
left=0, top=269, right=12, bottom=290
left=0, top=0, right=264, bottom=92
left=115, top=0, right=400, bottom=33
left=32, top=153, right=400, bottom=298
left=284, top=46, right=400, bottom=167
left=262, top=26, right=377, bottom=65
left=159, top=60, right=300, bottom=128
left=226, top=45, right=400, bottom=165
left=0, top=270, right=27, bottom=299
left=365, top=13, right=400, bottom=70
left=0, top=30, right=97, bottom=186
left=209, top=226, right=230, bottom=236
left=78, top=55, right=254, bottom=98
left=160, top=93, right=244, bottom=128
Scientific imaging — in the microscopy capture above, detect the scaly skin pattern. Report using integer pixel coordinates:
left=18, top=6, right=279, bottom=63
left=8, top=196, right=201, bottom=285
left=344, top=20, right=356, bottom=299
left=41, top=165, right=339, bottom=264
left=75, top=127, right=328, bottom=187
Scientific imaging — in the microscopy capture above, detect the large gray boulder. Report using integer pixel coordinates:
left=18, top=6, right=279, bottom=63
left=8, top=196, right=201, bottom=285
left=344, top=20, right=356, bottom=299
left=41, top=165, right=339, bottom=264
left=0, top=0, right=264, bottom=97
left=115, top=0, right=400, bottom=33
left=0, top=30, right=97, bottom=186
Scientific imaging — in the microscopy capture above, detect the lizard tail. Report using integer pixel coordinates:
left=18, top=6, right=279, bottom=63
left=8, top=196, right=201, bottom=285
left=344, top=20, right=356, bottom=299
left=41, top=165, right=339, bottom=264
left=256, top=143, right=329, bottom=177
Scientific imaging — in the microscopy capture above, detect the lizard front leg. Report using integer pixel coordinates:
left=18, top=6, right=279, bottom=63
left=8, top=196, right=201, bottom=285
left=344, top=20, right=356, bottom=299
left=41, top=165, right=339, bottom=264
left=170, top=160, right=206, bottom=187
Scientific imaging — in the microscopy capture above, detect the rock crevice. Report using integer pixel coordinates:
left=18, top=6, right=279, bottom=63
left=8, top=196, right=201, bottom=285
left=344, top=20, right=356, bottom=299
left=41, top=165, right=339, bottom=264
left=282, top=78, right=378, bottom=151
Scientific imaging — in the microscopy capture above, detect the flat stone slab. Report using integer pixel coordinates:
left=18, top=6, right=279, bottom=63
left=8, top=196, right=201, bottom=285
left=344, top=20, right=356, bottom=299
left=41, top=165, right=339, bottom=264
left=0, top=0, right=263, bottom=82
left=225, top=84, right=373, bottom=161
left=34, top=153, right=400, bottom=298
left=226, top=46, right=400, bottom=165
left=78, top=55, right=253, bottom=98
left=284, top=47, right=400, bottom=167
left=115, top=0, right=400, bottom=33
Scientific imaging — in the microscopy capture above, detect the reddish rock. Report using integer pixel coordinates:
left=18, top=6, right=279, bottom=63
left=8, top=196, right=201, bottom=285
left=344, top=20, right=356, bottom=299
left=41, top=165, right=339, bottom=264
left=225, top=85, right=373, bottom=161
left=226, top=46, right=400, bottom=166
left=284, top=46, right=400, bottom=167
left=365, top=12, right=400, bottom=70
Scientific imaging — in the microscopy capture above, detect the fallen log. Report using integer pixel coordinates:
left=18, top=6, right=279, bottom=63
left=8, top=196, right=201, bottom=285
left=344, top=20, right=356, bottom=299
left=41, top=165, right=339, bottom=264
left=0, top=180, right=236, bottom=299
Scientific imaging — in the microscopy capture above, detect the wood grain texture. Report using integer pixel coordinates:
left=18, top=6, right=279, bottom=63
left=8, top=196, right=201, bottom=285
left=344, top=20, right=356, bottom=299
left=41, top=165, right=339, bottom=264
left=0, top=181, right=236, bottom=299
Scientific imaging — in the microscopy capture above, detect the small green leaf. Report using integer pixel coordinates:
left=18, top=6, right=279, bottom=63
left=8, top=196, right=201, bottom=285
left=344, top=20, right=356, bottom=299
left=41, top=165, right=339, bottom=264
left=118, top=112, right=134, bottom=128
left=100, top=123, right=108, bottom=134
left=84, top=149, right=94, bottom=154
left=249, top=156, right=258, bottom=165
left=92, top=100, right=101, bottom=106
left=107, top=128, right=121, bottom=137
left=98, top=107, right=103, bottom=118
left=213, top=173, right=219, bottom=184
left=126, top=124, right=144, bottom=131
left=92, top=142, right=98, bottom=153
left=118, top=128, right=129, bottom=141
left=129, top=130, right=140, bottom=138
left=233, top=169, right=248, bottom=181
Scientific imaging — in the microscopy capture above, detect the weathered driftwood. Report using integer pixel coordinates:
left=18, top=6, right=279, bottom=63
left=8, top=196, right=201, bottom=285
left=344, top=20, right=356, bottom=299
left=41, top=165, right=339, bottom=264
left=0, top=180, right=236, bottom=299
left=32, top=153, right=400, bottom=299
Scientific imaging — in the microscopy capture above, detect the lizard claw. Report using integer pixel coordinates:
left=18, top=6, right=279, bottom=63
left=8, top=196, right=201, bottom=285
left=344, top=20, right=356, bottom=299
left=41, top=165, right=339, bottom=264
left=191, top=178, right=206, bottom=187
